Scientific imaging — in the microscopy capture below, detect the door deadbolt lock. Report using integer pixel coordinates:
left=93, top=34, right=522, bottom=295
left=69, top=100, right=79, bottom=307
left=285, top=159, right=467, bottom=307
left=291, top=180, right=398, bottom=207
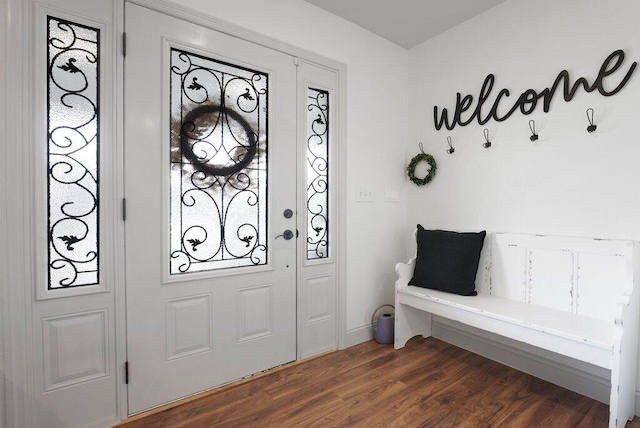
left=283, top=209, right=293, bottom=219
left=276, top=230, right=294, bottom=240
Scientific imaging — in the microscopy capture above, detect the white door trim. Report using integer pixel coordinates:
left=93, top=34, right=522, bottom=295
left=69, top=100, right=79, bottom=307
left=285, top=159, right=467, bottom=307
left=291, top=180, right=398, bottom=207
left=3, top=0, right=37, bottom=426
left=114, top=0, right=128, bottom=421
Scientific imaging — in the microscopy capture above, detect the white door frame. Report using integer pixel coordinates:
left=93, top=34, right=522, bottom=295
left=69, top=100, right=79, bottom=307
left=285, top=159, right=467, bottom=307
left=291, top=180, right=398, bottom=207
left=2, top=0, right=347, bottom=425
left=2, top=1, right=34, bottom=425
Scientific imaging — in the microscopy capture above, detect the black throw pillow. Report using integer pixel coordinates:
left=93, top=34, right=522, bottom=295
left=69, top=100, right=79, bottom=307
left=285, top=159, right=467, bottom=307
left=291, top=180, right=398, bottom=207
left=408, top=225, right=486, bottom=296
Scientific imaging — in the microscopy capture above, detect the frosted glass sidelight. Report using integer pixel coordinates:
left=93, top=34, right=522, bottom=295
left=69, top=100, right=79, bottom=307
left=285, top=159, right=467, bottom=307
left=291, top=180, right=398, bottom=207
left=306, top=88, right=329, bottom=260
left=47, top=17, right=100, bottom=288
left=170, top=49, right=268, bottom=274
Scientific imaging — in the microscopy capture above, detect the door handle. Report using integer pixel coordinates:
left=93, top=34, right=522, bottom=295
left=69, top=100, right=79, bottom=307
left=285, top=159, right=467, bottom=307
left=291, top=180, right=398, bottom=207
left=275, top=230, right=294, bottom=240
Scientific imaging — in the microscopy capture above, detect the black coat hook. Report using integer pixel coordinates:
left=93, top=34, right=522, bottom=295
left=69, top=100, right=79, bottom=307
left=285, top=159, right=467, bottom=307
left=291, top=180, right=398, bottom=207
left=586, top=108, right=597, bottom=133
left=446, top=136, right=455, bottom=154
left=483, top=129, right=491, bottom=148
left=529, top=120, right=539, bottom=141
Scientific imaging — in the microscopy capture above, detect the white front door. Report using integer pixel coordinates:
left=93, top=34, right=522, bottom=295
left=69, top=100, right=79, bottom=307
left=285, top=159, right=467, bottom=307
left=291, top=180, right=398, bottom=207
left=124, top=3, right=297, bottom=413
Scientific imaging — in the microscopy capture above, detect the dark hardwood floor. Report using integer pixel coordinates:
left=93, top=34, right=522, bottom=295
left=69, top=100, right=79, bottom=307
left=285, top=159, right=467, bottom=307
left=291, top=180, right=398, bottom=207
left=114, top=337, right=640, bottom=427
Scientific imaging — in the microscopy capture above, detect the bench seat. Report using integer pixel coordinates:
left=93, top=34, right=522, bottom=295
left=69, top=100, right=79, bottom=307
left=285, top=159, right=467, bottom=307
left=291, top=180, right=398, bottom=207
left=399, top=284, right=612, bottom=367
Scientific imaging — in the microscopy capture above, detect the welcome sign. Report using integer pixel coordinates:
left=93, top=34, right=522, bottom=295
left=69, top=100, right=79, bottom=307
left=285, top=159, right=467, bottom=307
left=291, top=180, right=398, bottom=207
left=433, top=49, right=637, bottom=130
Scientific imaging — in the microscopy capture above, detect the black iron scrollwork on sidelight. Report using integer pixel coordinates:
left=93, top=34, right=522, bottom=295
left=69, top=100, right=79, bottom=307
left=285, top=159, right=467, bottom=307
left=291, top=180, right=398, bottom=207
left=47, top=17, right=100, bottom=288
left=306, top=89, right=329, bottom=260
left=169, top=48, right=268, bottom=274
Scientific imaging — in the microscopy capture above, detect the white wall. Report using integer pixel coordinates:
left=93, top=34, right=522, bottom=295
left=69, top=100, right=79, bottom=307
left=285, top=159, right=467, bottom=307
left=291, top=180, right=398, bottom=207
left=166, top=0, right=410, bottom=339
left=407, top=0, right=640, bottom=405
left=408, top=0, right=640, bottom=240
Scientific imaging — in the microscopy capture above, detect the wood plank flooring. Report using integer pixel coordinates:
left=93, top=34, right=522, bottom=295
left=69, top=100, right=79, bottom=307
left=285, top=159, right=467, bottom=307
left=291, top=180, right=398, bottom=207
left=114, top=337, right=640, bottom=427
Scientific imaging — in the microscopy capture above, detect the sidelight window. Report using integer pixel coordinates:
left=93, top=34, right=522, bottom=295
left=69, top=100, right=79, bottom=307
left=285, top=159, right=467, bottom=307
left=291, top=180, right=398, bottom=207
left=47, top=16, right=100, bottom=288
left=306, top=88, right=329, bottom=260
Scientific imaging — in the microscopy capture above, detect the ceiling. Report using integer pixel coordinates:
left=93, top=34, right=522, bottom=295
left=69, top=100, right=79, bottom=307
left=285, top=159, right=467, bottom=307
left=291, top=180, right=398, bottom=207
left=303, top=0, right=508, bottom=49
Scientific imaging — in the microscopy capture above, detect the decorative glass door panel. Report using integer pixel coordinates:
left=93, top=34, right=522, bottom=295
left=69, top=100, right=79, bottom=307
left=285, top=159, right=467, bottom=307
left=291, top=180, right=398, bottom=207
left=169, top=49, right=268, bottom=274
left=47, top=16, right=100, bottom=288
left=306, top=88, right=328, bottom=260
left=32, top=2, right=119, bottom=425
left=298, top=61, right=338, bottom=359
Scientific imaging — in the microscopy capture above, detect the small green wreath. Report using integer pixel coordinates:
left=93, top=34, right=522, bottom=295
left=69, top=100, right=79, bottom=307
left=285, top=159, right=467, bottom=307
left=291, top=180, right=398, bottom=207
left=407, top=152, right=437, bottom=186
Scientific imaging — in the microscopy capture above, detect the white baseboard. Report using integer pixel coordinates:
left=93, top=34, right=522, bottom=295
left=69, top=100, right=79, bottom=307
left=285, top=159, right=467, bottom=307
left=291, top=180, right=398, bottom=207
left=345, top=324, right=374, bottom=348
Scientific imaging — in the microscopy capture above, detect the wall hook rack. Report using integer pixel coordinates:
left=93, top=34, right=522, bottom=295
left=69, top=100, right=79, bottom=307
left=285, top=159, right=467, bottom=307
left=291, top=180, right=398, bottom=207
left=446, top=136, right=455, bottom=154
left=483, top=129, right=492, bottom=148
left=586, top=108, right=597, bottom=133
left=529, top=120, right=539, bottom=141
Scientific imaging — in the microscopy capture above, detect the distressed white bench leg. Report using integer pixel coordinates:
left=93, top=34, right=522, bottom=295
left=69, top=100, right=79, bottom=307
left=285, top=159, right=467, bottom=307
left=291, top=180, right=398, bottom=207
left=610, top=340, right=625, bottom=428
left=394, top=259, right=434, bottom=349
left=610, top=267, right=640, bottom=428
left=610, top=335, right=638, bottom=428
left=394, top=301, right=432, bottom=349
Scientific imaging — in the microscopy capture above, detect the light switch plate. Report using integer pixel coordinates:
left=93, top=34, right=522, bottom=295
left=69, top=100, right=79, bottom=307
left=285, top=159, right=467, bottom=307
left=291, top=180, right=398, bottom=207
left=356, top=187, right=374, bottom=202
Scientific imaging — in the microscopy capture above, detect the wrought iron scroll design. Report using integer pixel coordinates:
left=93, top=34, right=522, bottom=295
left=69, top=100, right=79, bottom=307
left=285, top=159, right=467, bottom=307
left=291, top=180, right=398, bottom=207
left=47, top=17, right=100, bottom=288
left=306, top=88, right=329, bottom=260
left=170, top=49, right=268, bottom=274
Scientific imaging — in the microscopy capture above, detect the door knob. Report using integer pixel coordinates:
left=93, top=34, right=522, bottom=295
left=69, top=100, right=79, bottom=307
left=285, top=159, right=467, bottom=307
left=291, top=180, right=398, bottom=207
left=276, top=230, right=294, bottom=240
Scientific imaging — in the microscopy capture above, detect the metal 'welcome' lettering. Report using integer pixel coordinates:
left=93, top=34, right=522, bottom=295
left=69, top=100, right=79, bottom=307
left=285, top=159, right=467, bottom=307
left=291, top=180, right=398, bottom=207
left=433, top=49, right=637, bottom=130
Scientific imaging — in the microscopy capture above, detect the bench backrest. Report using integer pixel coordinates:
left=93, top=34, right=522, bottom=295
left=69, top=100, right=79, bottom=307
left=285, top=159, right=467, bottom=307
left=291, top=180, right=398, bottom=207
left=475, top=233, right=637, bottom=321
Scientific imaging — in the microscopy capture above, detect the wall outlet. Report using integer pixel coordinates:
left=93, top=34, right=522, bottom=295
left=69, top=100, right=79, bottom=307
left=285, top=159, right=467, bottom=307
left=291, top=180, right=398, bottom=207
left=356, top=187, right=374, bottom=202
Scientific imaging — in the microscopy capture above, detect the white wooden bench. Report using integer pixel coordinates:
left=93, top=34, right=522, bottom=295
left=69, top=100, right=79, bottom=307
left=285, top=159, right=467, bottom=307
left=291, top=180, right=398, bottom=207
left=394, top=232, right=640, bottom=428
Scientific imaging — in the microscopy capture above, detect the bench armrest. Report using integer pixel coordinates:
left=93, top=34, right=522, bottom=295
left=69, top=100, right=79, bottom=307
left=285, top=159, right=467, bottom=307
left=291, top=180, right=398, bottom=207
left=395, top=258, right=416, bottom=290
